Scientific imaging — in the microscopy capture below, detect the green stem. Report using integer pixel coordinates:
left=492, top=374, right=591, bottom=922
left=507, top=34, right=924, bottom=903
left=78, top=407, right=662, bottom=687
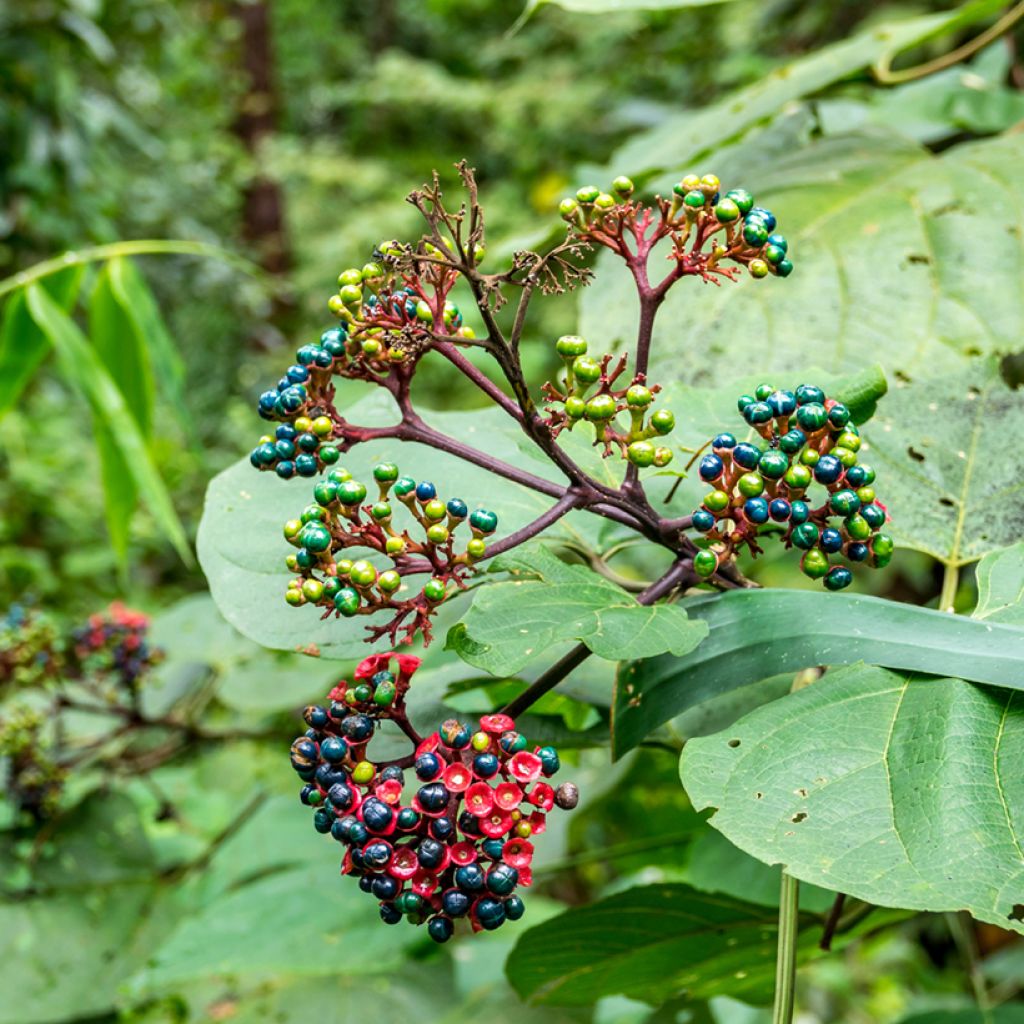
left=0, top=240, right=261, bottom=299
left=940, top=562, right=960, bottom=613
left=772, top=870, right=800, bottom=1024
left=946, top=911, right=994, bottom=1024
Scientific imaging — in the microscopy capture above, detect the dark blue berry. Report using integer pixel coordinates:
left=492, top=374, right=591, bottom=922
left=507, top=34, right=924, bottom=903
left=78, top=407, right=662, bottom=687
left=699, top=454, right=724, bottom=481
left=447, top=499, right=468, bottom=518
left=415, top=481, right=437, bottom=502
left=769, top=498, right=792, bottom=522
left=693, top=509, right=716, bottom=532
left=320, top=736, right=348, bottom=763
left=455, top=864, right=485, bottom=892
left=372, top=875, right=399, bottom=900
left=275, top=460, right=296, bottom=479
left=790, top=500, right=810, bottom=524
left=314, top=763, right=347, bottom=789
left=287, top=365, right=310, bottom=384
left=428, top=916, right=454, bottom=943
left=473, top=753, right=499, bottom=778
left=298, top=432, right=320, bottom=453
left=475, top=897, right=506, bottom=930
left=303, top=705, right=329, bottom=729
left=295, top=454, right=318, bottom=477
left=380, top=903, right=403, bottom=925
left=415, top=753, right=443, bottom=781
left=813, top=455, right=843, bottom=484
left=732, top=443, right=762, bottom=470
left=296, top=344, right=320, bottom=366
left=397, top=807, right=419, bottom=830
left=712, top=432, right=737, bottom=450
left=486, top=864, right=519, bottom=895
left=416, top=783, right=449, bottom=812
left=328, top=782, right=355, bottom=810
left=380, top=765, right=405, bottom=783
left=767, top=390, right=797, bottom=417
left=430, top=818, right=454, bottom=841
left=505, top=895, right=526, bottom=921
left=275, top=439, right=297, bottom=459
left=363, top=840, right=392, bottom=869
left=361, top=798, right=394, bottom=833
left=359, top=874, right=375, bottom=893
left=343, top=715, right=374, bottom=741
left=481, top=838, right=505, bottom=860
left=821, top=528, right=843, bottom=553
left=442, top=888, right=472, bottom=917
left=861, top=504, right=886, bottom=529
left=418, top=838, right=445, bottom=869
left=848, top=542, right=870, bottom=562
left=748, top=207, right=776, bottom=232
left=459, top=811, right=483, bottom=837
left=743, top=497, right=769, bottom=524
left=313, top=808, right=333, bottom=834
left=258, top=390, right=279, bottom=414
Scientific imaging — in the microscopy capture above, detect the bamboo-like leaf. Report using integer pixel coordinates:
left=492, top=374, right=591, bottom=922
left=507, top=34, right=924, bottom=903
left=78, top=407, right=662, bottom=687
left=0, top=266, right=83, bottom=417
left=24, top=283, right=192, bottom=565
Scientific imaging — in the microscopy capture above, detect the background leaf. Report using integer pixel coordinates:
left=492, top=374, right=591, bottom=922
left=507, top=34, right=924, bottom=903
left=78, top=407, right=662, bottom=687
left=447, top=545, right=708, bottom=675
left=974, top=542, right=1024, bottom=625
left=612, top=589, right=1024, bottom=757
left=680, top=664, right=1024, bottom=934
left=24, top=282, right=192, bottom=565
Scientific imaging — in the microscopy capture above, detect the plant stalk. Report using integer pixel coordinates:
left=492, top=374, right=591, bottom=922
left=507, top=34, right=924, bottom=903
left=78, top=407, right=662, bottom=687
left=772, top=870, right=800, bottom=1024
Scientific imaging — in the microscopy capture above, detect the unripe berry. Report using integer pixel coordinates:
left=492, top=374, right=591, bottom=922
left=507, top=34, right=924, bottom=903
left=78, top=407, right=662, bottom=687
left=339, top=284, right=362, bottom=304
left=585, top=395, right=617, bottom=421
left=385, top=536, right=406, bottom=556
left=627, top=441, right=656, bottom=468
left=466, top=537, right=487, bottom=560
left=334, top=587, right=360, bottom=616
left=653, top=447, right=673, bottom=467
left=555, top=335, right=588, bottom=358
left=373, top=462, right=399, bottom=483
left=349, top=560, right=378, bottom=587
left=559, top=197, right=579, bottom=219
left=575, top=185, right=600, bottom=204
left=748, top=259, right=769, bottom=279
left=426, top=524, right=450, bottom=545
left=564, top=396, right=586, bottom=419
left=423, top=578, right=447, bottom=603
left=338, top=268, right=362, bottom=287
left=612, top=175, right=634, bottom=196
left=625, top=385, right=652, bottom=408
left=302, top=579, right=324, bottom=602
left=572, top=356, right=602, bottom=384
left=378, top=570, right=401, bottom=594
left=650, top=408, right=675, bottom=435
left=694, top=550, right=718, bottom=578
left=714, top=198, right=740, bottom=223
left=423, top=499, right=447, bottom=521
left=594, top=193, right=616, bottom=212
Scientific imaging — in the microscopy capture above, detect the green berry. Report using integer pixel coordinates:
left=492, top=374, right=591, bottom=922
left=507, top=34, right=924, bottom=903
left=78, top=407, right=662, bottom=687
left=312, top=416, right=333, bottom=438
left=743, top=222, right=769, bottom=247
left=594, top=193, right=616, bottom=212
left=559, top=197, right=580, bottom=219
left=830, top=490, right=860, bottom=516
left=758, top=452, right=789, bottom=479
left=300, top=523, right=332, bottom=554
left=327, top=467, right=352, bottom=484
left=378, top=570, right=401, bottom=594
left=423, top=499, right=447, bottom=521
left=749, top=259, right=769, bottom=279
left=835, top=431, right=861, bottom=452
left=694, top=550, right=718, bottom=578
left=284, top=519, right=303, bottom=541
left=352, top=761, right=375, bottom=784
left=845, top=514, right=872, bottom=542
left=653, top=446, right=673, bottom=468
left=349, top=560, right=378, bottom=587
left=556, top=335, right=588, bottom=358
left=320, top=446, right=340, bottom=465
left=374, top=462, right=400, bottom=483
left=323, top=577, right=342, bottom=599
left=791, top=523, right=820, bottom=550
left=714, top=198, right=740, bottom=223
left=612, top=175, right=634, bottom=196
left=371, top=502, right=392, bottom=521
left=466, top=537, right=486, bottom=560
left=338, top=268, right=362, bottom=287
left=374, top=680, right=397, bottom=706
left=725, top=189, right=754, bottom=215
left=285, top=587, right=304, bottom=607
left=565, top=396, right=586, bottom=419
left=796, top=403, right=828, bottom=432
left=800, top=549, right=830, bottom=579
left=393, top=476, right=416, bottom=497
left=585, top=395, right=617, bottom=421
left=339, top=284, right=362, bottom=305
left=575, top=185, right=600, bottom=204
left=684, top=190, right=705, bottom=210
left=650, top=408, right=675, bottom=435
left=626, top=385, right=653, bottom=409
left=784, top=464, right=812, bottom=490
left=336, top=480, right=367, bottom=506
left=776, top=259, right=794, bottom=277
left=704, top=489, right=730, bottom=513
left=385, top=536, right=406, bottom=556
left=627, top=441, right=656, bottom=468
left=314, top=481, right=338, bottom=507
left=426, top=524, right=450, bottom=545
left=302, top=579, right=324, bottom=602
left=737, top=472, right=764, bottom=498
left=423, top=578, right=447, bottom=603
left=573, top=356, right=602, bottom=384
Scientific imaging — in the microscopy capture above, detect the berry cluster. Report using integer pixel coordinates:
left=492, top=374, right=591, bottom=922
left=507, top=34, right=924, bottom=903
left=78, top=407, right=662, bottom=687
left=0, top=604, right=63, bottom=691
left=560, top=173, right=793, bottom=283
left=289, top=653, right=578, bottom=942
left=70, top=602, right=160, bottom=691
left=690, top=384, right=894, bottom=589
left=0, top=707, right=66, bottom=820
left=541, top=335, right=675, bottom=466
left=283, top=462, right=500, bottom=645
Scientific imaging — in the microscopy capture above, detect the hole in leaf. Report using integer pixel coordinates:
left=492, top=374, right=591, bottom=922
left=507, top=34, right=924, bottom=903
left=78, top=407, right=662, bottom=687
left=906, top=253, right=930, bottom=265
left=791, top=812, right=808, bottom=823
left=1008, top=904, right=1024, bottom=923
left=908, top=446, right=926, bottom=463
left=939, top=498, right=955, bottom=508
left=755, top=792, right=763, bottom=800
left=727, top=738, right=741, bottom=748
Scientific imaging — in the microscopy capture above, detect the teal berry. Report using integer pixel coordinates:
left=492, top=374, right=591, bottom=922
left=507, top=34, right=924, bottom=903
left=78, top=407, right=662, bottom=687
left=828, top=403, right=851, bottom=428
left=743, top=221, right=769, bottom=247
left=830, top=489, right=861, bottom=517
left=766, top=233, right=787, bottom=253
left=758, top=451, right=789, bottom=479
left=795, top=384, right=825, bottom=406
left=470, top=509, right=498, bottom=534
left=314, top=480, right=338, bottom=507
left=791, top=522, right=820, bottom=550
left=861, top=503, right=886, bottom=529
left=754, top=383, right=774, bottom=402
left=824, top=566, right=853, bottom=591
left=779, top=429, right=806, bottom=455
left=796, top=402, right=828, bottom=432
left=299, top=523, right=332, bottom=554
left=373, top=462, right=400, bottom=483
left=776, top=260, right=794, bottom=278
left=393, top=476, right=416, bottom=497
left=763, top=244, right=786, bottom=265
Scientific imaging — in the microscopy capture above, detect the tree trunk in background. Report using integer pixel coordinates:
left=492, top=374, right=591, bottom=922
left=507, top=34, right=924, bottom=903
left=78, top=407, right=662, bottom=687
left=231, top=0, right=294, bottom=334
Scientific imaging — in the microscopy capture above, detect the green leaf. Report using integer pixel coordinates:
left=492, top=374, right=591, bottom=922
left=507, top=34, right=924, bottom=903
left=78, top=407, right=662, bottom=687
left=0, top=882, right=171, bottom=1024
left=24, top=283, right=192, bottom=565
left=612, top=589, right=1024, bottom=757
left=896, top=1009, right=1024, bottom=1024
left=0, top=267, right=82, bottom=417
left=974, top=542, right=1024, bottom=625
left=105, top=256, right=187, bottom=413
left=680, top=664, right=1024, bottom=935
left=448, top=545, right=707, bottom=676
left=584, top=129, right=1024, bottom=387
left=601, top=0, right=1007, bottom=178
left=197, top=393, right=605, bottom=659
left=868, top=365, right=1024, bottom=567
left=507, top=883, right=831, bottom=1006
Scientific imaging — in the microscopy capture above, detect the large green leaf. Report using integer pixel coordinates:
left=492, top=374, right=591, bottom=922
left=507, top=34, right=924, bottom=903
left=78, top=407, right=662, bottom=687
left=197, top=392, right=607, bottom=659
left=680, top=664, right=1024, bottom=934
left=868, top=365, right=1024, bottom=567
left=896, top=1010, right=1024, bottom=1024
left=24, top=283, right=192, bottom=564
left=505, top=882, right=872, bottom=1007
left=611, top=589, right=1024, bottom=757
left=582, top=129, right=1024, bottom=387
left=447, top=545, right=708, bottom=675
left=974, top=542, right=1024, bottom=625
left=0, top=267, right=82, bottom=417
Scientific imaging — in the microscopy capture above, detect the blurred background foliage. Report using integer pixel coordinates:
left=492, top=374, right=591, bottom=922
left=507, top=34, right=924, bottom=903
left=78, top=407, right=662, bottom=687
left=3, top=0, right=1024, bottom=1021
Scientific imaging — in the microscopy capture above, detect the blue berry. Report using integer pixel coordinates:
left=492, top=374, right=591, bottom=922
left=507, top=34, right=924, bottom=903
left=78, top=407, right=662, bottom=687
left=418, top=838, right=446, bottom=869
left=813, top=455, right=843, bottom=484
left=733, top=443, right=762, bottom=470
left=361, top=798, right=394, bottom=833
left=821, top=528, right=843, bottom=553
left=416, top=782, right=449, bottom=812
left=455, top=864, right=486, bottom=892
left=442, top=888, right=472, bottom=917
left=428, top=916, right=454, bottom=943
left=473, top=753, right=499, bottom=778
left=790, top=500, right=810, bottom=525
left=476, top=897, right=506, bottom=930
left=743, top=497, right=770, bottom=524
left=848, top=542, right=870, bottom=562
left=415, top=481, right=437, bottom=502
left=698, top=454, right=724, bottom=481
left=824, top=566, right=853, bottom=591
left=769, top=498, right=792, bottom=522
left=320, top=736, right=348, bottom=763
left=693, top=509, right=716, bottom=532
left=712, top=433, right=737, bottom=450
left=767, top=390, right=796, bottom=417
left=505, top=895, right=526, bottom=921
left=380, top=903, right=403, bottom=925
left=743, top=402, right=773, bottom=425
left=415, top=753, right=443, bottom=781
left=447, top=499, right=468, bottom=519
left=779, top=429, right=806, bottom=455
